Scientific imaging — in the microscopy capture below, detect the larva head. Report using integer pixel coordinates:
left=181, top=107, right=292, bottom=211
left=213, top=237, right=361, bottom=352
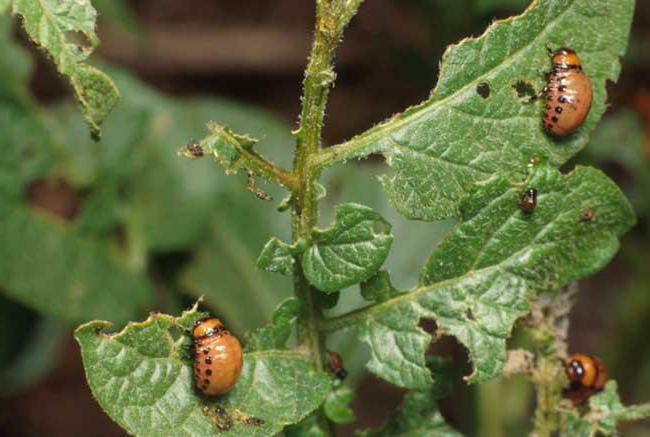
left=566, top=353, right=598, bottom=388
left=193, top=318, right=224, bottom=340
left=552, top=48, right=582, bottom=68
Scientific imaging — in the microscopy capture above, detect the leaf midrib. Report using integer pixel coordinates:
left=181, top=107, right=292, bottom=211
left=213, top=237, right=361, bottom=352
left=313, top=0, right=575, bottom=167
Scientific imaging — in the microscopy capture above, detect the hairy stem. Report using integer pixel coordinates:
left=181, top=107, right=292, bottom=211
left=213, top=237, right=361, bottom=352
left=529, top=285, right=577, bottom=436
left=238, top=148, right=298, bottom=191
left=292, top=0, right=364, bottom=368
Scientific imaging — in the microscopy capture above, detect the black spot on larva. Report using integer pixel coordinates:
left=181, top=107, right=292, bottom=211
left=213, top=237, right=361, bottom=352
left=206, top=369, right=213, bottom=376
left=203, top=348, right=210, bottom=355
left=555, top=106, right=563, bottom=113
left=559, top=95, right=568, bottom=103
left=546, top=104, right=551, bottom=109
left=204, top=379, right=210, bottom=385
left=476, top=82, right=490, bottom=98
left=559, top=85, right=567, bottom=92
left=513, top=80, right=536, bottom=99
left=205, top=357, right=212, bottom=365
left=546, top=95, right=553, bottom=101
left=552, top=116, right=559, bottom=122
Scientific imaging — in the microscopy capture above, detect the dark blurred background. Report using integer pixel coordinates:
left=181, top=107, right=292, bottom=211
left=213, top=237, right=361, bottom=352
left=0, top=0, right=649, bottom=435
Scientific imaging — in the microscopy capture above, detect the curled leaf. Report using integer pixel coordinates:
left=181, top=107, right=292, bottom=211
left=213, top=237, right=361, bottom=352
left=12, top=0, right=120, bottom=137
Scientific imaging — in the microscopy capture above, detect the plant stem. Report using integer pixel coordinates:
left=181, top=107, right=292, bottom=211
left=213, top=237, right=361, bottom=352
left=531, top=356, right=564, bottom=437
left=237, top=147, right=298, bottom=191
left=529, top=285, right=577, bottom=436
left=292, top=0, right=364, bottom=368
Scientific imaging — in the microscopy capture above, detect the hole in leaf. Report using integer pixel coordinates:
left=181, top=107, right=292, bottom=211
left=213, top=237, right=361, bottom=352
left=168, top=325, right=184, bottom=342
left=64, top=30, right=93, bottom=54
left=476, top=82, right=490, bottom=98
left=513, top=80, right=536, bottom=100
left=339, top=374, right=405, bottom=432
left=418, top=318, right=438, bottom=335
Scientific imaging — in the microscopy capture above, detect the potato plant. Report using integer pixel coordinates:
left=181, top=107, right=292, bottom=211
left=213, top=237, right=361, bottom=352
left=1, top=0, right=649, bottom=435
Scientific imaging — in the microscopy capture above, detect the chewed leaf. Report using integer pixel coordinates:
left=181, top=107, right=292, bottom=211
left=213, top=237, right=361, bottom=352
left=75, top=305, right=331, bottom=437
left=348, top=165, right=633, bottom=388
left=257, top=238, right=306, bottom=276
left=302, top=203, right=393, bottom=293
left=319, top=0, right=634, bottom=220
left=70, top=65, right=120, bottom=137
left=182, top=122, right=259, bottom=173
left=12, top=0, right=119, bottom=137
left=323, top=386, right=356, bottom=424
left=565, top=381, right=650, bottom=435
left=360, top=270, right=404, bottom=304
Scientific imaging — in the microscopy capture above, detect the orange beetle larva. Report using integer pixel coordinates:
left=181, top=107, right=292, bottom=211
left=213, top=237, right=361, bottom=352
left=542, top=48, right=593, bottom=136
left=192, top=318, right=243, bottom=396
left=563, top=353, right=607, bottom=405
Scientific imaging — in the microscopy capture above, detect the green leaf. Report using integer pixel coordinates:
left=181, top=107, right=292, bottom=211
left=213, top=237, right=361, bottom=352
left=257, top=238, right=298, bottom=276
left=360, top=270, right=403, bottom=304
left=565, top=381, right=650, bottom=436
left=0, top=202, right=153, bottom=324
left=302, top=203, right=393, bottom=293
left=323, top=386, right=356, bottom=424
left=346, top=164, right=634, bottom=388
left=245, top=297, right=302, bottom=352
left=12, top=0, right=120, bottom=137
left=320, top=0, right=634, bottom=220
left=181, top=123, right=259, bottom=173
left=284, top=415, right=328, bottom=437
left=75, top=306, right=332, bottom=436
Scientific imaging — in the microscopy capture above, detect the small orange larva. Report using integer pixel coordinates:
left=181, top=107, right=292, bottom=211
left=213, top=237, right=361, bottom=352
left=542, top=48, right=593, bottom=136
left=563, top=353, right=607, bottom=405
left=192, top=318, right=243, bottom=396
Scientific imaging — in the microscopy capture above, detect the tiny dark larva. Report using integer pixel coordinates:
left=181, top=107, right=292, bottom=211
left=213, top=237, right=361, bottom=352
left=580, top=208, right=595, bottom=222
left=327, top=351, right=348, bottom=380
left=519, top=188, right=538, bottom=213
left=192, top=318, right=243, bottom=396
left=542, top=48, right=593, bottom=136
left=185, top=140, right=204, bottom=158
